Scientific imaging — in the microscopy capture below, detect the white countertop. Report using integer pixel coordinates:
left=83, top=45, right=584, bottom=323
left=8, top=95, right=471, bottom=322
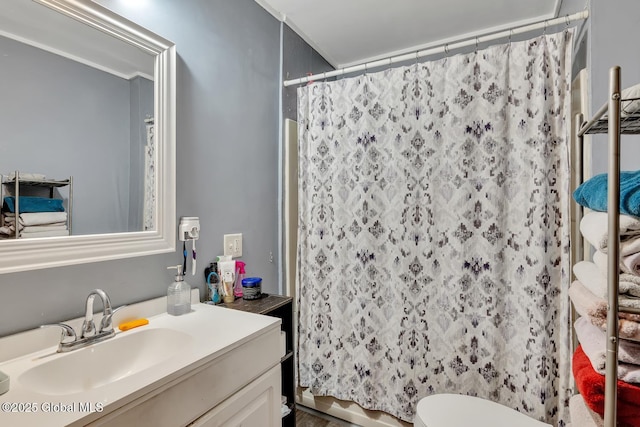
left=0, top=295, right=280, bottom=427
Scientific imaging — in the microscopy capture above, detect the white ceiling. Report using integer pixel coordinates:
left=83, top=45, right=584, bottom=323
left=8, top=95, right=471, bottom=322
left=0, top=0, right=154, bottom=80
left=256, top=0, right=562, bottom=69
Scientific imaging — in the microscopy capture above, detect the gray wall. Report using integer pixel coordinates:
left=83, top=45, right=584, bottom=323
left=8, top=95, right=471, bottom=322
left=1, top=1, right=631, bottom=338
left=282, top=25, right=333, bottom=121
left=588, top=0, right=640, bottom=175
left=0, top=35, right=133, bottom=235
left=0, top=0, right=284, bottom=337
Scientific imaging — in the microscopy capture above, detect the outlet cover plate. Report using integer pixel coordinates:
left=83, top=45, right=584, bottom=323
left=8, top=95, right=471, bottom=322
left=223, top=233, right=242, bottom=258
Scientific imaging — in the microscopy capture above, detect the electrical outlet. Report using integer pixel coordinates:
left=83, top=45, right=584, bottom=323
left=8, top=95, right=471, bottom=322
left=223, top=233, right=242, bottom=258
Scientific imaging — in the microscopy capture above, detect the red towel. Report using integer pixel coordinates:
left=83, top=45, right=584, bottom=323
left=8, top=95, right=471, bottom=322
left=573, top=345, right=640, bottom=426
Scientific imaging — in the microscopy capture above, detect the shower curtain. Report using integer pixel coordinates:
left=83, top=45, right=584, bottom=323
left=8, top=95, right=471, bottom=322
left=143, top=120, right=155, bottom=231
left=296, top=30, right=574, bottom=425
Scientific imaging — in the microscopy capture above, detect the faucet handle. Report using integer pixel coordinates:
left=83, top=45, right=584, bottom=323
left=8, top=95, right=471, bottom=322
left=80, top=319, right=97, bottom=338
left=99, top=304, right=128, bottom=332
left=41, top=323, right=77, bottom=344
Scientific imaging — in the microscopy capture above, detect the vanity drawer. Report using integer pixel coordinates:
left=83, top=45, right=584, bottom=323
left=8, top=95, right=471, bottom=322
left=187, top=365, right=280, bottom=427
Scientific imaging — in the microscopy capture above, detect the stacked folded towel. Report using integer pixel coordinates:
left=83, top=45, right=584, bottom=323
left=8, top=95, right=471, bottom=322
left=570, top=171, right=640, bottom=426
left=574, top=171, right=640, bottom=218
left=1, top=196, right=68, bottom=239
left=5, top=172, right=46, bottom=181
left=579, top=211, right=640, bottom=255
left=574, top=317, right=640, bottom=383
left=569, top=280, right=640, bottom=341
left=572, top=346, right=640, bottom=426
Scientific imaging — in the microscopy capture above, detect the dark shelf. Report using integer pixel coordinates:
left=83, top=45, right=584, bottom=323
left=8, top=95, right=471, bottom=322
left=220, top=294, right=295, bottom=427
left=2, top=178, right=71, bottom=187
left=219, top=294, right=292, bottom=314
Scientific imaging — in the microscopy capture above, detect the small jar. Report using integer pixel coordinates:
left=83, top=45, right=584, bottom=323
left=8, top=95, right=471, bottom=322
left=242, top=277, right=262, bottom=300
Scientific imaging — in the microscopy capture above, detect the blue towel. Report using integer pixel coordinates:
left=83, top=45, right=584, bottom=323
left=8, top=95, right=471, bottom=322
left=573, top=170, right=640, bottom=217
left=2, top=196, right=65, bottom=213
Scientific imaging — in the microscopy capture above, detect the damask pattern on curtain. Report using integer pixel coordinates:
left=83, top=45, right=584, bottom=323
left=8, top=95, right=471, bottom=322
left=143, top=120, right=155, bottom=231
left=297, top=30, right=574, bottom=424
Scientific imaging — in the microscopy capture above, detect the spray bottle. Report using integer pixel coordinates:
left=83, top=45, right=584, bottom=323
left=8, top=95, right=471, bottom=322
left=234, top=261, right=246, bottom=298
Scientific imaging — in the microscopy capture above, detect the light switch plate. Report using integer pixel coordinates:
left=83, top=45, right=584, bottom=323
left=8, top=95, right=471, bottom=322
left=223, top=233, right=242, bottom=258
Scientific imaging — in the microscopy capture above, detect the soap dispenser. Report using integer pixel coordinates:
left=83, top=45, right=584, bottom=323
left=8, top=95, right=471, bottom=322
left=167, top=265, right=191, bottom=316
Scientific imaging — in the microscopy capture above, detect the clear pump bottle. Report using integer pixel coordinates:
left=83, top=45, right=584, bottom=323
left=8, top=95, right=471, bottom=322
left=167, top=265, right=191, bottom=316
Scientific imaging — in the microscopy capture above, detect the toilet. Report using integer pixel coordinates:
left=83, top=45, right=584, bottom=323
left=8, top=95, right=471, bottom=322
left=414, top=394, right=552, bottom=427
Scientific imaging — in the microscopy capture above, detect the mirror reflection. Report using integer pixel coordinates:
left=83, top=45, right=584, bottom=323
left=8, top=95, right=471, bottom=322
left=0, top=0, right=155, bottom=239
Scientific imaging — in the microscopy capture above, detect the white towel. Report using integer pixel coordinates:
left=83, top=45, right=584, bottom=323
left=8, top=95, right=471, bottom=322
left=20, top=224, right=68, bottom=234
left=0, top=223, right=22, bottom=235
left=19, top=229, right=68, bottom=238
left=602, top=83, right=640, bottom=118
left=592, top=249, right=640, bottom=277
left=580, top=212, right=640, bottom=255
left=3, top=212, right=67, bottom=226
left=569, top=280, right=640, bottom=341
left=622, top=251, right=640, bottom=275
left=4, top=172, right=46, bottom=181
left=575, top=316, right=640, bottom=370
left=569, top=394, right=603, bottom=427
left=576, top=258, right=640, bottom=298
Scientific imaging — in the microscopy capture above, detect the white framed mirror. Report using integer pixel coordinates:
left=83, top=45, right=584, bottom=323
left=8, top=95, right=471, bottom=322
left=0, top=0, right=176, bottom=274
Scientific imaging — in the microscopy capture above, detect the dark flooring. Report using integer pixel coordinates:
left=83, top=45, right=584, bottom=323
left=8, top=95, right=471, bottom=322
left=295, top=406, right=360, bottom=427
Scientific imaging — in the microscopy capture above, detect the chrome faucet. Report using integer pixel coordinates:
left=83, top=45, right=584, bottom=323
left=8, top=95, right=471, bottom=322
left=81, top=289, right=112, bottom=338
left=42, top=289, right=126, bottom=353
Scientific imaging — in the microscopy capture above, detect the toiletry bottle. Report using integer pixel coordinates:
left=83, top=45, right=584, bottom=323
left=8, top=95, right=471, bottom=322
left=167, top=265, right=191, bottom=316
left=204, top=262, right=219, bottom=301
left=234, top=260, right=246, bottom=298
left=218, top=258, right=236, bottom=303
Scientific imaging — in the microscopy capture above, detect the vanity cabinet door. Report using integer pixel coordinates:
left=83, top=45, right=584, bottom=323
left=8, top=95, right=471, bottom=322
left=188, top=364, right=281, bottom=427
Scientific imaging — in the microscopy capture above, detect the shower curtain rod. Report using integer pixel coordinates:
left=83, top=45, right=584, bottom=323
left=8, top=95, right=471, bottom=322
left=283, top=9, right=589, bottom=87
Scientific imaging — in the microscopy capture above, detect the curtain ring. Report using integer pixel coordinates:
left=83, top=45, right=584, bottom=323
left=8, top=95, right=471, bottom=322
left=444, top=43, right=449, bottom=54
left=543, top=19, right=548, bottom=34
left=565, top=14, right=570, bottom=27
left=508, top=29, right=513, bottom=45
left=475, top=37, right=479, bottom=53
left=322, top=72, right=327, bottom=81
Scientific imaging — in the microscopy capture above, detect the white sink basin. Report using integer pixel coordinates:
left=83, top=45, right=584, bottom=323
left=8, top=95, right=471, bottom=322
left=18, top=328, right=193, bottom=396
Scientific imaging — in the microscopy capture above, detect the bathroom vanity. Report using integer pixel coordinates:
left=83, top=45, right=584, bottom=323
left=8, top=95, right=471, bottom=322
left=0, top=293, right=282, bottom=426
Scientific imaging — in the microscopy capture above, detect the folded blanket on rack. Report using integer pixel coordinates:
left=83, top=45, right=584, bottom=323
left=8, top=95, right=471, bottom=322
left=623, top=252, right=640, bottom=276
left=569, top=280, right=640, bottom=341
left=573, top=268, right=640, bottom=308
left=2, top=196, right=64, bottom=213
left=601, top=84, right=640, bottom=119
left=592, top=249, right=640, bottom=276
left=4, top=172, right=46, bottom=181
left=580, top=212, right=640, bottom=255
left=0, top=226, right=17, bottom=237
left=19, top=229, right=68, bottom=238
left=575, top=317, right=640, bottom=381
left=3, top=212, right=67, bottom=226
left=575, top=259, right=640, bottom=300
left=569, top=394, right=603, bottom=427
left=574, top=170, right=640, bottom=217
left=20, top=225, right=67, bottom=234
left=0, top=222, right=23, bottom=233
left=572, top=345, right=640, bottom=425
